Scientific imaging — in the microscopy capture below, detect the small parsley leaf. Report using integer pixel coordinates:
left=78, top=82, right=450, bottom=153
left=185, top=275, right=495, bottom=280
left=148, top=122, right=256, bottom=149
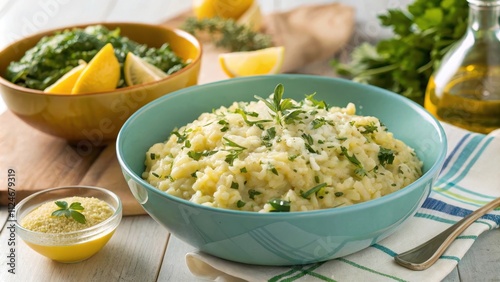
left=300, top=183, right=327, bottom=199
left=268, top=199, right=291, bottom=212
left=51, top=201, right=87, bottom=224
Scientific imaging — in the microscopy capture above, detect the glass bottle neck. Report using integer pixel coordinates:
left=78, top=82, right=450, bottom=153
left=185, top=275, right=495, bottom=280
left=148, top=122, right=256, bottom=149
left=468, top=1, right=500, bottom=31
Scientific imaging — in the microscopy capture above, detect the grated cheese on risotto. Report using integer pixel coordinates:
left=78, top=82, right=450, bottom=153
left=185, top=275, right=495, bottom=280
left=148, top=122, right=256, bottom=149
left=21, top=197, right=114, bottom=233
left=143, top=85, right=423, bottom=212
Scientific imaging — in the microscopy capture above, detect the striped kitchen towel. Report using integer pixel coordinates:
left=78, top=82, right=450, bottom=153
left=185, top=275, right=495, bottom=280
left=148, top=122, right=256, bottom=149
left=185, top=122, right=500, bottom=282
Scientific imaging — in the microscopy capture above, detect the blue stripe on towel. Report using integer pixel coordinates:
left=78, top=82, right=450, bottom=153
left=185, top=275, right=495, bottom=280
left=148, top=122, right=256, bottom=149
left=440, top=133, right=470, bottom=174
left=422, top=198, right=471, bottom=218
left=439, top=136, right=494, bottom=192
left=371, top=244, right=397, bottom=257
left=436, top=134, right=485, bottom=187
left=420, top=198, right=500, bottom=225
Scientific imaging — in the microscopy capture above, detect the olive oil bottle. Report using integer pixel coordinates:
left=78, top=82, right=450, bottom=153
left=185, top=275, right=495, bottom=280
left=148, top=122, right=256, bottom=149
left=425, top=0, right=500, bottom=134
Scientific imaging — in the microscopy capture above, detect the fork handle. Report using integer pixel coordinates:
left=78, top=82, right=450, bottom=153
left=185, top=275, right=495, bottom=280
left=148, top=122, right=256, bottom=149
left=394, top=197, right=500, bottom=271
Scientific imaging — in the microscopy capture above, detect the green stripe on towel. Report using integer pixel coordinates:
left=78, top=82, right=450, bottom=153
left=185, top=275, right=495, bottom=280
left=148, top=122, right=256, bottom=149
left=414, top=212, right=457, bottom=224
left=269, top=262, right=335, bottom=282
left=337, top=258, right=407, bottom=282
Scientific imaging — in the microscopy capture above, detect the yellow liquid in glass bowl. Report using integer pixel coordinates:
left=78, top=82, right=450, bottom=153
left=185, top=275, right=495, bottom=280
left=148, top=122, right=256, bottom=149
left=23, top=230, right=115, bottom=263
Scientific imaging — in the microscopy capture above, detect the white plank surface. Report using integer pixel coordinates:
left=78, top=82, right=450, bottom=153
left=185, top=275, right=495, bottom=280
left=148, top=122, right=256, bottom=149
left=159, top=235, right=200, bottom=281
left=0, top=214, right=170, bottom=282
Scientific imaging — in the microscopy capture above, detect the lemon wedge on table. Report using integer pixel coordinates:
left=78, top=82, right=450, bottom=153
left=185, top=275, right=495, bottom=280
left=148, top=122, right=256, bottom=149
left=193, top=0, right=253, bottom=20
left=124, top=52, right=168, bottom=86
left=71, top=43, right=120, bottom=94
left=43, top=62, right=87, bottom=94
left=219, top=46, right=285, bottom=78
left=236, top=0, right=262, bottom=31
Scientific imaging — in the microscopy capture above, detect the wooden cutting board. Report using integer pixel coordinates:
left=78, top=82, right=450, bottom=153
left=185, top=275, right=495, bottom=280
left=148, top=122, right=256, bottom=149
left=0, top=11, right=229, bottom=216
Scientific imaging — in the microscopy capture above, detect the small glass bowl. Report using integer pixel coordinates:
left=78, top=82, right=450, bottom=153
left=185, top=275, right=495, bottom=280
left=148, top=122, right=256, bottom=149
left=15, top=186, right=122, bottom=263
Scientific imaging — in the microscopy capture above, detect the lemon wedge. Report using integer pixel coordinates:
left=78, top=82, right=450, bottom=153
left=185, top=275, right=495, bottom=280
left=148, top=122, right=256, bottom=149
left=44, top=62, right=87, bottom=94
left=71, top=43, right=120, bottom=94
left=193, top=0, right=253, bottom=20
left=236, top=0, right=262, bottom=31
left=124, top=52, right=168, bottom=86
left=219, top=46, right=285, bottom=78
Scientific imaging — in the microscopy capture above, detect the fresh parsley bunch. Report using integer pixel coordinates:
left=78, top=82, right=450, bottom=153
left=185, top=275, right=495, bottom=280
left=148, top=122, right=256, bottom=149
left=333, top=0, right=469, bottom=104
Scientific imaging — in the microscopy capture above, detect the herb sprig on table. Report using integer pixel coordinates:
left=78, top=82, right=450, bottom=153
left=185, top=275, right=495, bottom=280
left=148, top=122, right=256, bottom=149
left=51, top=201, right=87, bottom=224
left=333, top=0, right=469, bottom=104
left=182, top=17, right=272, bottom=52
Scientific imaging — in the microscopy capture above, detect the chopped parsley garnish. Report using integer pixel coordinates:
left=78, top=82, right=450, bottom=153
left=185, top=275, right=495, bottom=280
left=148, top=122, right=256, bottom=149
left=340, top=146, right=367, bottom=177
left=218, top=119, right=229, bottom=132
left=359, top=122, right=378, bottom=134
left=305, top=93, right=329, bottom=110
left=248, top=189, right=262, bottom=200
left=301, top=133, right=318, bottom=153
left=334, top=192, right=344, bottom=197
left=378, top=147, right=395, bottom=166
left=237, top=200, right=246, bottom=208
left=284, top=109, right=305, bottom=125
left=171, top=130, right=190, bottom=143
left=302, top=133, right=313, bottom=145
left=240, top=167, right=247, bottom=173
left=311, top=117, right=334, bottom=129
left=230, top=182, right=239, bottom=189
left=223, top=137, right=246, bottom=165
left=340, top=146, right=361, bottom=167
left=246, top=111, right=259, bottom=117
left=262, top=127, right=277, bottom=147
left=300, top=183, right=327, bottom=199
left=234, top=108, right=271, bottom=127
left=288, top=154, right=299, bottom=161
left=152, top=172, right=160, bottom=178
left=225, top=151, right=240, bottom=165
left=267, top=163, right=279, bottom=176
left=305, top=144, right=318, bottom=154
left=268, top=199, right=291, bottom=212
left=354, top=168, right=367, bottom=177
left=150, top=153, right=157, bottom=160
left=187, top=150, right=216, bottom=161
left=223, top=137, right=246, bottom=150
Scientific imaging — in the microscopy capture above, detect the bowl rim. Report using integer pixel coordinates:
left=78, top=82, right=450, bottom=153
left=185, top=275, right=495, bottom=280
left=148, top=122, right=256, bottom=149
left=0, top=21, right=202, bottom=97
left=15, top=185, right=123, bottom=236
left=116, top=74, right=448, bottom=217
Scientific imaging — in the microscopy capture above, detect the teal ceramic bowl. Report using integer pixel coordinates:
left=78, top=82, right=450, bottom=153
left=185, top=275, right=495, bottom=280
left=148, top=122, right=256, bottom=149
left=116, top=75, right=447, bottom=266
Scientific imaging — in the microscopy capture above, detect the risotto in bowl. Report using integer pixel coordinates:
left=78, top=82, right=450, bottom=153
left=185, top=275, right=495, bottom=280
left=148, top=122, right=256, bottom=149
left=116, top=75, right=446, bottom=265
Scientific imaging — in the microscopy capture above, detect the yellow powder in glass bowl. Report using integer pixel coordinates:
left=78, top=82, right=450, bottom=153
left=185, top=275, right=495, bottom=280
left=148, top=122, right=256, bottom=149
left=21, top=196, right=114, bottom=233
